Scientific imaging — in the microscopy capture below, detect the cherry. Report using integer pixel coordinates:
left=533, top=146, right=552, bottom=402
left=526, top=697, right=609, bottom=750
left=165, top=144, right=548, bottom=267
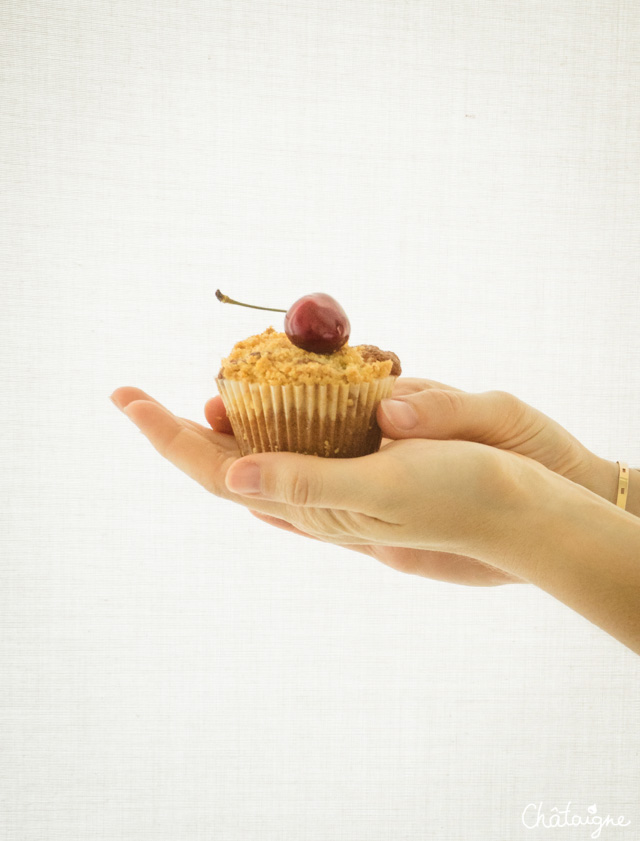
left=284, top=294, right=350, bottom=353
left=216, top=289, right=350, bottom=354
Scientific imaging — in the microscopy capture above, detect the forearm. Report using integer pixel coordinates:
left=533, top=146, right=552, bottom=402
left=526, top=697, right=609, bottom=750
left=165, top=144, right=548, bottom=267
left=487, top=463, right=640, bottom=654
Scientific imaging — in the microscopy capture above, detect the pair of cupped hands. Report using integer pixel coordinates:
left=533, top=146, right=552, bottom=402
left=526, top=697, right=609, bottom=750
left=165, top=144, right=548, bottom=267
left=111, top=378, right=614, bottom=587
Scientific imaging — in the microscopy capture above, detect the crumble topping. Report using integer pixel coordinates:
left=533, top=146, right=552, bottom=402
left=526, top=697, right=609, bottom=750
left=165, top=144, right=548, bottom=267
left=217, top=327, right=401, bottom=385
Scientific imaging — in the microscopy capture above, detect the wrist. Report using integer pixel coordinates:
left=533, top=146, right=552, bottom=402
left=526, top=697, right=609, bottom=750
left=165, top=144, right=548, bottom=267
left=590, top=456, right=640, bottom=517
left=486, top=455, right=630, bottom=582
left=498, top=461, right=640, bottom=653
left=473, top=453, right=640, bottom=653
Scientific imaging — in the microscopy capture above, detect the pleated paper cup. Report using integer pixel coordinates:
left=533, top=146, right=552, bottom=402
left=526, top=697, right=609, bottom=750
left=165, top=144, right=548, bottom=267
left=216, top=376, right=397, bottom=458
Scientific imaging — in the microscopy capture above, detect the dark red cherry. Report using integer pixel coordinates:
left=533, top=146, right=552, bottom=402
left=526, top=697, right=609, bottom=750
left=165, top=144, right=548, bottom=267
left=284, top=293, right=350, bottom=354
left=216, top=289, right=351, bottom=354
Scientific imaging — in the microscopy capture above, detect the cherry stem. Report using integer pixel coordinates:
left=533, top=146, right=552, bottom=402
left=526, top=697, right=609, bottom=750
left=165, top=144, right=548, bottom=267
left=216, top=289, right=287, bottom=313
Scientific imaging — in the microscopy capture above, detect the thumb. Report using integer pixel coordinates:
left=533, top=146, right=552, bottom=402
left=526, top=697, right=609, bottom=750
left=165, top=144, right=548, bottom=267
left=224, top=451, right=378, bottom=513
left=378, top=389, right=531, bottom=446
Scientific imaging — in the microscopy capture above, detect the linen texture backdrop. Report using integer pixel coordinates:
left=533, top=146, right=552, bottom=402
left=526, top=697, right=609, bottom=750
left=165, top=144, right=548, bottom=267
left=2, top=1, right=640, bottom=838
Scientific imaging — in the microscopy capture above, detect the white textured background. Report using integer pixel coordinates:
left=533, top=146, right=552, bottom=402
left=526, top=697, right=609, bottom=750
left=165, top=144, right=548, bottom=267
left=2, top=1, right=640, bottom=838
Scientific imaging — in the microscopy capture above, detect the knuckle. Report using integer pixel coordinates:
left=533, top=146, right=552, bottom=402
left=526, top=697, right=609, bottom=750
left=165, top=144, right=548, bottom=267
left=486, top=390, right=542, bottom=445
left=423, top=388, right=466, bottom=422
left=158, top=425, right=187, bottom=460
left=286, top=471, right=316, bottom=507
left=439, top=388, right=466, bottom=415
left=489, top=390, right=522, bottom=416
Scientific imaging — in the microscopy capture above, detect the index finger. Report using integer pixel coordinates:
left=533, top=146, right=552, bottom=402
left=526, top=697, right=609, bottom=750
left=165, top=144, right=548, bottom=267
left=115, top=395, right=317, bottom=523
left=112, top=386, right=226, bottom=439
left=121, top=399, right=238, bottom=492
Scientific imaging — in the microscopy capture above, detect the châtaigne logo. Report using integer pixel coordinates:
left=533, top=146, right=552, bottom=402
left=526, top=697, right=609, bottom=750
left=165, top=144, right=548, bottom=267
left=522, top=803, right=631, bottom=839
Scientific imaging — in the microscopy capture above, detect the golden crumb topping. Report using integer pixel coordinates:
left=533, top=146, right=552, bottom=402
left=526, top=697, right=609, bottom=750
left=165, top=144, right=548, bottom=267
left=218, top=327, right=401, bottom=385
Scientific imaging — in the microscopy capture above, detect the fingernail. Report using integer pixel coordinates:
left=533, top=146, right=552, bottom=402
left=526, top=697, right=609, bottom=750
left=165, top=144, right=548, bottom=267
left=226, top=462, right=262, bottom=495
left=110, top=393, right=123, bottom=411
left=380, top=399, right=418, bottom=430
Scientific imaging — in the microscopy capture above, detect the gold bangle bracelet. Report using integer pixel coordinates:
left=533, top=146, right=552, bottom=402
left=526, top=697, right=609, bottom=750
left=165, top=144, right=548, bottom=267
left=616, top=461, right=629, bottom=510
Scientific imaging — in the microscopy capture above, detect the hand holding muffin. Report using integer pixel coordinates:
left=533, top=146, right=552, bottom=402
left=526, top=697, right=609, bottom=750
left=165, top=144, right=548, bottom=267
left=110, top=291, right=640, bottom=652
left=109, top=291, right=615, bottom=588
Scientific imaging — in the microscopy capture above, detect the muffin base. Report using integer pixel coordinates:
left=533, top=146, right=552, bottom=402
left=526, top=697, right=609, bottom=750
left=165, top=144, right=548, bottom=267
left=216, top=376, right=397, bottom=458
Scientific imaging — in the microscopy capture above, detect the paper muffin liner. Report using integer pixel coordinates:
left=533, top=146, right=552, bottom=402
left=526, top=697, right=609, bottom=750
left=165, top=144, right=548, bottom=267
left=216, top=376, right=397, bottom=458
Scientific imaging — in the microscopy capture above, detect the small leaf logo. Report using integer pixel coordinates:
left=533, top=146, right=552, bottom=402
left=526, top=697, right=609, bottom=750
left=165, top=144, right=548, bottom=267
left=588, top=804, right=598, bottom=814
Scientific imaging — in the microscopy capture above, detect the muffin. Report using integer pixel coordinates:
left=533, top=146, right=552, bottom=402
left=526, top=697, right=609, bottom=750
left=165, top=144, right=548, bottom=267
left=216, top=326, right=401, bottom=458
